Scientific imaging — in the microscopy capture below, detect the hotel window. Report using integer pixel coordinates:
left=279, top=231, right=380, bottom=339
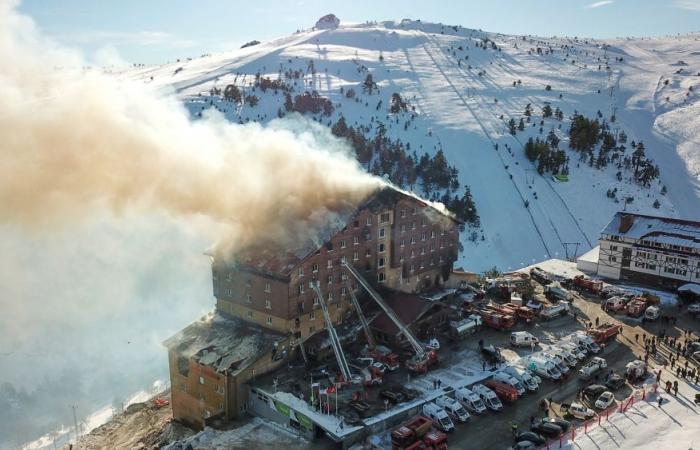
left=379, top=228, right=386, bottom=238
left=298, top=284, right=304, bottom=294
left=410, top=264, right=415, bottom=273
left=412, top=207, right=417, bottom=215
left=327, top=259, right=333, bottom=269
left=609, top=256, right=617, bottom=262
left=380, top=213, right=390, bottom=223
left=341, top=287, right=347, bottom=296
left=227, top=288, right=232, bottom=296
left=226, top=272, right=232, bottom=281
left=422, top=220, right=426, bottom=227
left=411, top=237, right=416, bottom=245
left=340, top=239, right=346, bottom=248
left=353, top=251, right=359, bottom=261
left=341, top=255, right=347, bottom=264
left=421, top=232, right=426, bottom=241
left=313, top=296, right=319, bottom=306
left=379, top=258, right=385, bottom=268
left=246, top=294, right=253, bottom=303
left=400, top=209, right=406, bottom=218
left=265, top=300, right=271, bottom=309
left=400, top=239, right=405, bottom=247
left=431, top=231, right=436, bottom=239
left=312, top=263, right=319, bottom=273
left=353, top=236, right=359, bottom=245
left=247, top=310, right=253, bottom=319
left=327, top=275, right=333, bottom=284
left=430, top=244, right=435, bottom=252
left=410, top=250, right=415, bottom=258
left=264, top=283, right=271, bottom=293
left=309, top=326, right=315, bottom=334
left=411, top=221, right=416, bottom=230
left=365, top=249, right=371, bottom=257
left=379, top=243, right=385, bottom=253
left=378, top=272, right=386, bottom=282
left=199, top=376, right=205, bottom=385
left=327, top=292, right=333, bottom=302
left=399, top=255, right=405, bottom=262
left=310, top=310, right=316, bottom=320
left=298, top=267, right=304, bottom=277
left=401, top=224, right=406, bottom=233
left=267, top=316, right=273, bottom=325
left=366, top=216, right=372, bottom=226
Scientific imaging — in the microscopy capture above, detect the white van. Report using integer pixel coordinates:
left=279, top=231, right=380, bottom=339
left=571, top=332, right=601, bottom=354
left=557, top=342, right=586, bottom=360
left=541, top=351, right=570, bottom=373
left=502, top=366, right=539, bottom=391
left=455, top=387, right=487, bottom=414
left=549, top=347, right=578, bottom=367
left=494, top=372, right=526, bottom=396
left=435, top=396, right=471, bottom=423
left=471, top=383, right=503, bottom=411
left=524, top=356, right=561, bottom=380
left=510, top=331, right=539, bottom=347
left=422, top=402, right=455, bottom=432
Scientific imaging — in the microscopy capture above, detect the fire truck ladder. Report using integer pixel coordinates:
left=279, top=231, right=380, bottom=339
left=310, top=282, right=352, bottom=382
left=342, top=263, right=425, bottom=359
left=346, top=281, right=376, bottom=349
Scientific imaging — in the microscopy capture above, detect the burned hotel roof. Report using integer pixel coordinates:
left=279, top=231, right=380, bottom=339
left=163, top=312, right=286, bottom=375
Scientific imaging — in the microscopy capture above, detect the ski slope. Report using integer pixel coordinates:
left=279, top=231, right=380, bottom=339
left=123, top=21, right=700, bottom=273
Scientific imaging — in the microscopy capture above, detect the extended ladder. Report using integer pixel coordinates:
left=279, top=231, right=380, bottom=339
left=311, top=282, right=352, bottom=381
left=346, top=281, right=376, bottom=349
left=342, top=263, right=425, bottom=359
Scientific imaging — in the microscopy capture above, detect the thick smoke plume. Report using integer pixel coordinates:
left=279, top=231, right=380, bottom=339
left=0, top=0, right=382, bottom=258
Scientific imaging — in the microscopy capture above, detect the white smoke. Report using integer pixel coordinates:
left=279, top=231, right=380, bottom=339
left=0, top=1, right=382, bottom=446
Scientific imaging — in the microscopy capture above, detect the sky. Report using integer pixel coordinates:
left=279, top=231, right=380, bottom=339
left=17, top=0, right=700, bottom=64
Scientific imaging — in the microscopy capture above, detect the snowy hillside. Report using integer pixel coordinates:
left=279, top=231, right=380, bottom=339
left=123, top=21, right=700, bottom=272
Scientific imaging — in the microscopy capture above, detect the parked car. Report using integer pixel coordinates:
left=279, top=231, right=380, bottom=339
left=515, top=432, right=546, bottom=446
left=687, top=303, right=700, bottom=314
left=508, top=442, right=536, bottom=450
left=379, top=389, right=405, bottom=404
left=583, top=384, right=608, bottom=400
left=562, top=402, right=596, bottom=420
left=606, top=374, right=625, bottom=391
left=595, top=391, right=615, bottom=409
left=542, top=417, right=571, bottom=432
left=531, top=420, right=563, bottom=438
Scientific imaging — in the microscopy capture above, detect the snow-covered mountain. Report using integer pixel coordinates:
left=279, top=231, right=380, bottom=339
left=122, top=20, right=700, bottom=272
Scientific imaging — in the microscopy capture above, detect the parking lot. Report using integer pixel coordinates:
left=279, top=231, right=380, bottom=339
left=442, top=286, right=697, bottom=450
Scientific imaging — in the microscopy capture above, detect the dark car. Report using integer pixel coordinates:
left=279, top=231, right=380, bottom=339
left=583, top=384, right=607, bottom=399
left=542, top=417, right=571, bottom=432
left=606, top=374, right=625, bottom=391
left=515, top=432, right=546, bottom=446
left=531, top=420, right=563, bottom=438
left=394, top=385, right=420, bottom=400
left=379, top=389, right=406, bottom=404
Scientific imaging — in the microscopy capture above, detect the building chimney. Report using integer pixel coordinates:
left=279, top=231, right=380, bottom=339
left=618, top=214, right=634, bottom=233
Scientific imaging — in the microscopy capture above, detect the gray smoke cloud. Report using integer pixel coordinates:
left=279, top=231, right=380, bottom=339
left=0, top=1, right=382, bottom=447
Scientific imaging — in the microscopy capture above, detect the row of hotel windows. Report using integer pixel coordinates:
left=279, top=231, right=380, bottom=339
left=639, top=239, right=696, bottom=254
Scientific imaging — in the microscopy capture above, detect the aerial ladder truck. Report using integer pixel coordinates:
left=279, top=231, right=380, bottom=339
left=342, top=263, right=438, bottom=373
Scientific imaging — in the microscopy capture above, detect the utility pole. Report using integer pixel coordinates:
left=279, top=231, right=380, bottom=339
left=71, top=403, right=80, bottom=446
left=563, top=242, right=581, bottom=261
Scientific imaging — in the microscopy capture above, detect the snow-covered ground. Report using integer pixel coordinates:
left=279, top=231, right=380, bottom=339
left=559, top=378, right=700, bottom=450
left=121, top=22, right=700, bottom=273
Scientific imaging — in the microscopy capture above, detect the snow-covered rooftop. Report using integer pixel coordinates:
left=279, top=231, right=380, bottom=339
left=601, top=212, right=700, bottom=245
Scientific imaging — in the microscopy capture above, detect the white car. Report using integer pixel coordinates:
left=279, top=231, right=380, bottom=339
left=688, top=303, right=700, bottom=314
left=594, top=391, right=615, bottom=409
left=371, top=362, right=387, bottom=374
left=567, top=402, right=596, bottom=420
